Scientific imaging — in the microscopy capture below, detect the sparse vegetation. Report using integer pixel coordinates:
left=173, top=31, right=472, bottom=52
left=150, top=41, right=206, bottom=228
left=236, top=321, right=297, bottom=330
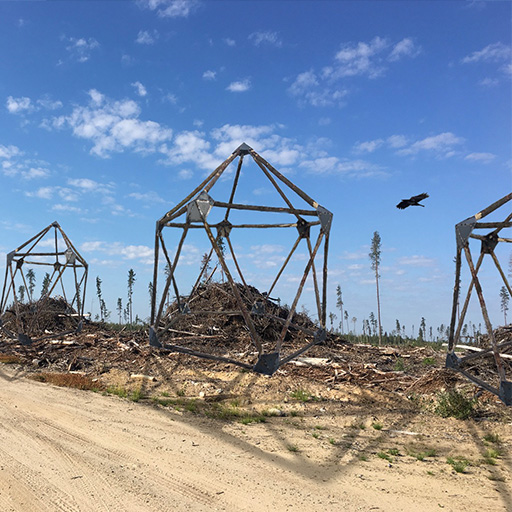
left=377, top=451, right=393, bottom=462
left=372, top=421, right=383, bottom=430
left=435, top=390, right=476, bottom=420
left=287, top=444, right=299, bottom=453
left=447, top=457, right=470, bottom=473
left=290, top=389, right=311, bottom=402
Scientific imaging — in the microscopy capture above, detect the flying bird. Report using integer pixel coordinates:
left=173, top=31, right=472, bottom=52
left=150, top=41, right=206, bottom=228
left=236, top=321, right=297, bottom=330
left=396, top=193, right=429, bottom=210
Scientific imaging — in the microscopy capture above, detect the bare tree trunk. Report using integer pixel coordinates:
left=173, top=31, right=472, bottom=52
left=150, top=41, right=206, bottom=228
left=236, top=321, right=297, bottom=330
left=375, top=263, right=382, bottom=346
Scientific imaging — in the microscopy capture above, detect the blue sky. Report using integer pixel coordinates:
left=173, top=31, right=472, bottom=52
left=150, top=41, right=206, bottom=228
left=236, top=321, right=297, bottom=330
left=0, top=0, right=510, bottom=336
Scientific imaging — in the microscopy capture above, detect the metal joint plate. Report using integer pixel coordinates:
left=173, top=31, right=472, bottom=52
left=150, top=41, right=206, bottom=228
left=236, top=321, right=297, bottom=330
left=455, top=217, right=477, bottom=249
left=317, top=206, right=333, bottom=234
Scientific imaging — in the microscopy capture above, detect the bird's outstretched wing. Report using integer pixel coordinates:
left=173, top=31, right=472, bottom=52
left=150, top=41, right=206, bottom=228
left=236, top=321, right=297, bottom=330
left=396, top=199, right=411, bottom=210
left=396, top=192, right=429, bottom=209
left=410, top=192, right=429, bottom=203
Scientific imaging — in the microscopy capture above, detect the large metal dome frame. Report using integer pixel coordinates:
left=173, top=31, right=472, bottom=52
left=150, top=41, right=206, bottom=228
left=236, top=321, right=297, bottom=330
left=447, top=193, right=512, bottom=405
left=0, top=221, right=88, bottom=344
left=149, top=143, right=333, bottom=375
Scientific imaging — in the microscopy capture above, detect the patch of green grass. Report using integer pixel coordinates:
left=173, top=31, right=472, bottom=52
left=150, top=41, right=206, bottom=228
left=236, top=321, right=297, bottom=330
left=328, top=437, right=337, bottom=445
left=483, top=433, right=501, bottom=444
left=427, top=471, right=435, bottom=476
left=482, top=448, right=501, bottom=465
left=287, top=444, right=299, bottom=453
left=372, top=422, right=383, bottom=431
left=388, top=448, right=400, bottom=456
left=377, top=451, right=393, bottom=463
left=422, top=357, right=436, bottom=366
left=447, top=456, right=470, bottom=473
left=312, top=432, right=320, bottom=439
left=290, top=389, right=311, bottom=402
left=129, top=389, right=143, bottom=402
left=435, top=390, right=476, bottom=420
left=314, top=425, right=326, bottom=430
left=106, top=386, right=128, bottom=398
left=414, top=448, right=437, bottom=461
left=289, top=410, right=300, bottom=417
left=176, top=388, right=186, bottom=397
left=359, top=454, right=368, bottom=462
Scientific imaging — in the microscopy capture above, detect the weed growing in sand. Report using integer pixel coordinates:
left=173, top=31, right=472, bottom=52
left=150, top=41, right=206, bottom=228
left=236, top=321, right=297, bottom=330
left=414, top=448, right=437, bottom=461
left=372, top=422, right=383, bottom=430
left=328, top=438, right=337, bottom=445
left=105, top=386, right=128, bottom=398
left=287, top=444, right=299, bottom=453
left=435, top=390, right=475, bottom=420
left=483, top=433, right=501, bottom=445
left=447, top=456, right=470, bottom=473
left=377, top=451, right=393, bottom=463
left=290, top=389, right=311, bottom=402
left=388, top=448, right=400, bottom=456
left=312, top=432, right=320, bottom=439
left=359, top=454, right=368, bottom=462
left=482, top=448, right=501, bottom=465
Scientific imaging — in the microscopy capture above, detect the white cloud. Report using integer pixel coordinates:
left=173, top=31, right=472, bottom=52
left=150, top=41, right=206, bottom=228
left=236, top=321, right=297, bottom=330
left=353, top=134, right=408, bottom=153
left=63, top=36, right=100, bottom=63
left=37, top=97, right=63, bottom=110
left=331, top=36, right=389, bottom=79
left=160, top=130, right=218, bottom=170
left=464, top=152, right=496, bottom=164
left=25, top=186, right=55, bottom=199
left=128, top=191, right=166, bottom=203
left=139, top=0, right=199, bottom=18
left=397, top=255, right=436, bottom=267
left=6, top=96, right=33, bottom=114
left=386, top=135, right=408, bottom=148
left=81, top=240, right=154, bottom=264
left=397, top=132, right=465, bottom=157
left=223, top=38, right=236, bottom=47
left=289, top=36, right=420, bottom=107
left=0, top=144, right=21, bottom=159
left=248, top=31, right=282, bottom=47
left=388, top=38, right=421, bottom=62
left=288, top=70, right=348, bottom=107
left=132, top=81, right=147, bottom=97
left=52, top=204, right=84, bottom=213
left=23, top=167, right=50, bottom=180
left=178, top=169, right=193, bottom=180
left=226, top=79, right=251, bottom=92
left=462, top=42, right=511, bottom=64
left=136, top=29, right=159, bottom=45
left=353, top=139, right=384, bottom=153
left=202, top=70, right=217, bottom=80
left=47, top=89, right=173, bottom=157
left=300, top=156, right=386, bottom=178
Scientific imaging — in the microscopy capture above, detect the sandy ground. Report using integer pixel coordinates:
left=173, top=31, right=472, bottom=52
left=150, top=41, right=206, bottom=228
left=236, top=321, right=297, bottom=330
left=0, top=365, right=511, bottom=512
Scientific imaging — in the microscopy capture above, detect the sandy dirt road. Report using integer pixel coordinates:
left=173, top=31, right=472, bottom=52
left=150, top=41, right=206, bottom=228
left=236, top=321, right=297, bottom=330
left=0, top=367, right=510, bottom=512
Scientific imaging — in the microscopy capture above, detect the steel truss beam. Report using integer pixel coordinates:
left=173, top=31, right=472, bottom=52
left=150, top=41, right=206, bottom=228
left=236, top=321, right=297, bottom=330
left=447, top=193, right=512, bottom=405
left=150, top=143, right=333, bottom=375
left=0, top=221, right=88, bottom=344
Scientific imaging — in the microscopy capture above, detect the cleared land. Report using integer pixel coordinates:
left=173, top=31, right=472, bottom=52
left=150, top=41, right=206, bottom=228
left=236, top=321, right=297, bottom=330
left=0, top=322, right=511, bottom=511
